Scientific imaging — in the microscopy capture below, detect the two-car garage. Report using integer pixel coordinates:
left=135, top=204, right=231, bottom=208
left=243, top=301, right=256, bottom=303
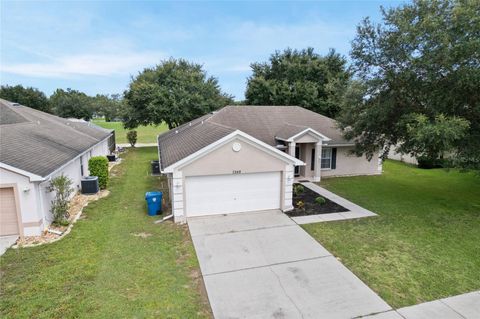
left=185, top=172, right=282, bottom=217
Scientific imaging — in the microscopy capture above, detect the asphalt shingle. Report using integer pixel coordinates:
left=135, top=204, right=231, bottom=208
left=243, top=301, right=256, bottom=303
left=0, top=99, right=113, bottom=177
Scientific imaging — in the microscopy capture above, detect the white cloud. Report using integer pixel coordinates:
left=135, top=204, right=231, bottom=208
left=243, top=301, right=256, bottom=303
left=1, top=51, right=165, bottom=78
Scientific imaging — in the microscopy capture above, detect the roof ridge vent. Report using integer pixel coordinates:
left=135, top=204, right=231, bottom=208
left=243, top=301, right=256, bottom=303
left=11, top=103, right=20, bottom=106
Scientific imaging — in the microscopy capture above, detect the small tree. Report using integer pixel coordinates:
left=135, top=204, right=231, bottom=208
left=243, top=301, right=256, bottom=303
left=126, top=130, right=137, bottom=147
left=88, top=156, right=109, bottom=189
left=47, top=174, right=74, bottom=225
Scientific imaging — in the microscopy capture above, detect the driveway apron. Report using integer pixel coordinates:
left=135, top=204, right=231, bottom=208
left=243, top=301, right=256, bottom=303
left=188, top=210, right=392, bottom=318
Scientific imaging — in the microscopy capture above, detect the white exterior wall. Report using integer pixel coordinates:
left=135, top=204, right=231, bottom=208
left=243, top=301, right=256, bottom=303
left=388, top=148, right=418, bottom=165
left=0, top=137, right=111, bottom=237
left=0, top=168, right=42, bottom=236
left=321, top=146, right=382, bottom=177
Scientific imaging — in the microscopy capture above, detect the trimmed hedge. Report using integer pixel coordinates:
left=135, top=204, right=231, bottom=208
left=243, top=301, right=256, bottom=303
left=88, top=156, right=109, bottom=189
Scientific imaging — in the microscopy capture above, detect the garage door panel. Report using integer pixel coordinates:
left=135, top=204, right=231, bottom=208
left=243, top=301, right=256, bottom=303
left=0, top=188, right=20, bottom=236
left=186, top=172, right=281, bottom=217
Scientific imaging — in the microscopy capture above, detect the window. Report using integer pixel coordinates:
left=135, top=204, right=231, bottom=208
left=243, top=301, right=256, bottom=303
left=321, top=148, right=332, bottom=169
left=311, top=149, right=315, bottom=171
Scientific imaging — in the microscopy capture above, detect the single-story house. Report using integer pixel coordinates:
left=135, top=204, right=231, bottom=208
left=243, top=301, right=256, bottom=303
left=0, top=99, right=115, bottom=237
left=157, top=105, right=382, bottom=222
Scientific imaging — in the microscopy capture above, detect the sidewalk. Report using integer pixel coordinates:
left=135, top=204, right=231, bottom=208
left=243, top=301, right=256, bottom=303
left=364, top=291, right=480, bottom=318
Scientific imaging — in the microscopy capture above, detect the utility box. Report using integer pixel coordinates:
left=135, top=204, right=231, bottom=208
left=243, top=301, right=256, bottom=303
left=81, top=176, right=99, bottom=194
left=151, top=160, right=160, bottom=175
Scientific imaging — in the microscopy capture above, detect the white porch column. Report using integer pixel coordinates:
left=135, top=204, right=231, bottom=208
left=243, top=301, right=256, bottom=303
left=288, top=141, right=296, bottom=157
left=313, top=142, right=322, bottom=182
left=171, top=171, right=185, bottom=223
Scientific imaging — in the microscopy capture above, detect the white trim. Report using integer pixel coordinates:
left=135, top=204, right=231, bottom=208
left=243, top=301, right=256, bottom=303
left=0, top=133, right=113, bottom=182
left=286, top=128, right=331, bottom=142
left=0, top=163, right=44, bottom=182
left=162, top=130, right=304, bottom=173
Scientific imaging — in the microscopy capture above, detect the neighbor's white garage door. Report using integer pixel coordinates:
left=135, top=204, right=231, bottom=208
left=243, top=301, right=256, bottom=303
left=185, top=172, right=281, bottom=217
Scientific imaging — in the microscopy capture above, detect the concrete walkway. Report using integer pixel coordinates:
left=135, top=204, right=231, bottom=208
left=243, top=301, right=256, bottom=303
left=117, top=143, right=157, bottom=148
left=0, top=235, right=18, bottom=256
left=290, top=182, right=377, bottom=225
left=189, top=210, right=392, bottom=318
left=363, top=291, right=480, bottom=319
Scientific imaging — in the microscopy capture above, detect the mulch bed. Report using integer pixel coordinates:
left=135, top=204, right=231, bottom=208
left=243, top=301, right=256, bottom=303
left=286, top=184, right=349, bottom=217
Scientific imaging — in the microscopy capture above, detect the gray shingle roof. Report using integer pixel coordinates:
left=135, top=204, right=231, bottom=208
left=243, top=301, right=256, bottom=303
left=157, top=105, right=350, bottom=169
left=0, top=99, right=113, bottom=177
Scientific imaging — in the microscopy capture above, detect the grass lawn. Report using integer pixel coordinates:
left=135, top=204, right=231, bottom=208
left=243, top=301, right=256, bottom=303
left=92, top=119, right=168, bottom=144
left=303, top=160, right=480, bottom=308
left=0, top=147, right=211, bottom=318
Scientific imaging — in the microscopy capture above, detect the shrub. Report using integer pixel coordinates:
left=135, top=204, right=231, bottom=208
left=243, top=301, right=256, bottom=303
left=293, top=184, right=304, bottom=196
left=126, top=130, right=137, bottom=147
left=47, top=174, right=74, bottom=225
left=296, top=200, right=305, bottom=209
left=417, top=156, right=445, bottom=169
left=315, top=196, right=326, bottom=205
left=88, top=156, right=109, bottom=189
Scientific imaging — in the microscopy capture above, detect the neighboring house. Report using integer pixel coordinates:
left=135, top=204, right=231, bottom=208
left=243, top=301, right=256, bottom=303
left=157, top=105, right=382, bottom=222
left=388, top=147, right=419, bottom=165
left=0, top=99, right=115, bottom=238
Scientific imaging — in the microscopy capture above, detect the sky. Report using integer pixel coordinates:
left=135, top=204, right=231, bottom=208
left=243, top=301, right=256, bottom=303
left=0, top=0, right=406, bottom=100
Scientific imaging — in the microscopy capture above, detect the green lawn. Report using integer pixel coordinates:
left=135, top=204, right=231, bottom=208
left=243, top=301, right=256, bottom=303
left=92, top=119, right=168, bottom=144
left=303, top=160, right=480, bottom=308
left=0, top=147, right=211, bottom=318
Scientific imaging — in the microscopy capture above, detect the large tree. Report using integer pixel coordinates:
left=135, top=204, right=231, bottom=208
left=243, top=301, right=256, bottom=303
left=0, top=85, right=51, bottom=113
left=50, top=88, right=94, bottom=120
left=91, top=94, right=124, bottom=121
left=245, top=48, right=350, bottom=118
left=123, top=58, right=233, bottom=129
left=339, top=0, right=480, bottom=169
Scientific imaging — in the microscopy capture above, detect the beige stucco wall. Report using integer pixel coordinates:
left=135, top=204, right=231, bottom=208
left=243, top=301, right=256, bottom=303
left=321, top=146, right=381, bottom=177
left=180, top=137, right=287, bottom=177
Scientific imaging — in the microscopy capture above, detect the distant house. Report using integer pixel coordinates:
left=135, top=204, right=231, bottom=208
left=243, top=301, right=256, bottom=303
left=157, top=105, right=382, bottom=222
left=0, top=99, right=115, bottom=238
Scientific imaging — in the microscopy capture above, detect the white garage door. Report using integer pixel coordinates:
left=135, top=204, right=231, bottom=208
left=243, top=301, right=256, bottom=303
left=185, top=172, right=281, bottom=217
left=0, top=188, right=20, bottom=236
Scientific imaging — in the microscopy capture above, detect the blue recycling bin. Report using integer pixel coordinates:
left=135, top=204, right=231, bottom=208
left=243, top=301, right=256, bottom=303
left=145, top=191, right=162, bottom=216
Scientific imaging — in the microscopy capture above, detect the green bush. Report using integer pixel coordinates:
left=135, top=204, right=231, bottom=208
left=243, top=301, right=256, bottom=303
left=88, top=156, right=109, bottom=189
left=315, top=196, right=326, bottom=205
left=126, top=130, right=137, bottom=147
left=293, top=184, right=304, bottom=196
left=47, top=174, right=74, bottom=225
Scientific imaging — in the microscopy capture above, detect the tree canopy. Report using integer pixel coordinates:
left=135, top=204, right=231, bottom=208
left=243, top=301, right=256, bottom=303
left=338, top=0, right=480, bottom=169
left=0, top=85, right=51, bottom=113
left=50, top=88, right=94, bottom=120
left=245, top=48, right=350, bottom=118
left=123, top=58, right=233, bottom=129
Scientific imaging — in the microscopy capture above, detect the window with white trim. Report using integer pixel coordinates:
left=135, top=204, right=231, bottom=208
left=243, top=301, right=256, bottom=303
left=321, top=148, right=332, bottom=169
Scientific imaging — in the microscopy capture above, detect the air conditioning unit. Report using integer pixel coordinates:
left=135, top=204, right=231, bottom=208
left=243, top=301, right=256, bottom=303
left=81, top=176, right=99, bottom=194
left=151, top=160, right=160, bottom=175
left=107, top=154, right=116, bottom=162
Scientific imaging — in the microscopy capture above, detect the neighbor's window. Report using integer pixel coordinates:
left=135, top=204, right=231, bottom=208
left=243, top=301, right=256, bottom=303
left=321, top=148, right=332, bottom=169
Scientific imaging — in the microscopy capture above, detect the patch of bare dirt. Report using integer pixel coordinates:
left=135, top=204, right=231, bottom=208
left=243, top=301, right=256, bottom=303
left=131, top=232, right=152, bottom=238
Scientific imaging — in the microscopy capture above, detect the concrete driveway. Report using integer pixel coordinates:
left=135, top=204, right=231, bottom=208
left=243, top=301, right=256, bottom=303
left=0, top=235, right=18, bottom=256
left=188, top=210, right=392, bottom=318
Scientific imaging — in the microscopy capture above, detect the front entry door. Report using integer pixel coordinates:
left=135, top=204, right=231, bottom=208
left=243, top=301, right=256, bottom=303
left=294, top=146, right=300, bottom=176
